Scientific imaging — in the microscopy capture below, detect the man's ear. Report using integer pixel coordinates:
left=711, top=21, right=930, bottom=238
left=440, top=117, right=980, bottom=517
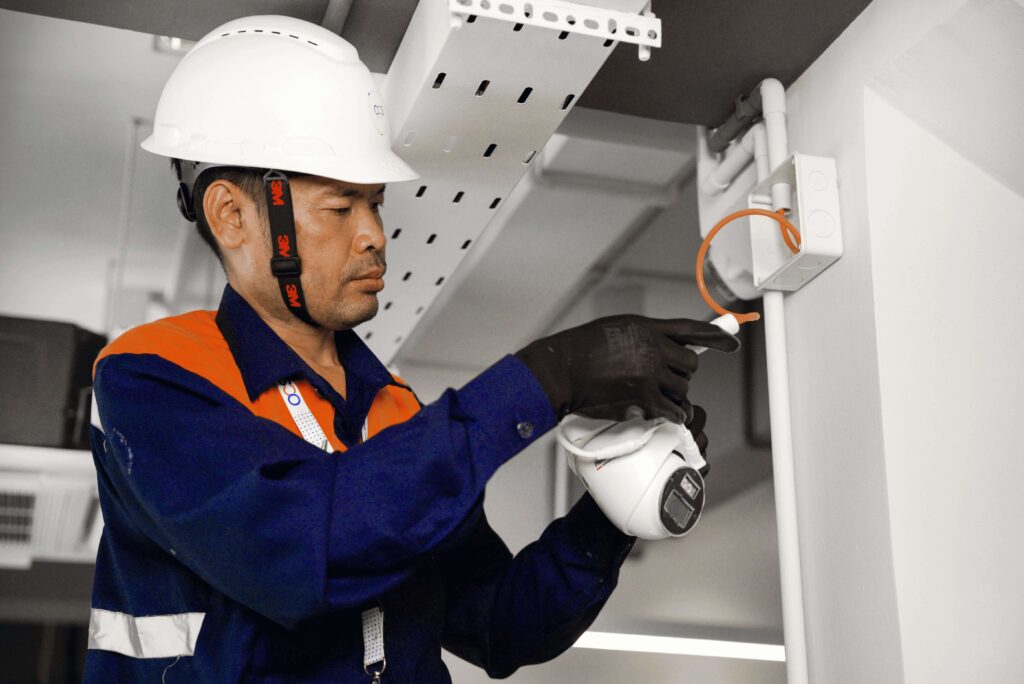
left=204, top=180, right=246, bottom=252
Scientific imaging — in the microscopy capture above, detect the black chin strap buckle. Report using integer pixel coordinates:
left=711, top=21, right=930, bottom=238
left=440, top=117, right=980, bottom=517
left=270, top=256, right=302, bottom=278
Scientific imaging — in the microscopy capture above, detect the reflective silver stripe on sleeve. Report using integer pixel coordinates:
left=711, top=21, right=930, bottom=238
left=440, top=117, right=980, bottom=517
left=87, top=608, right=205, bottom=658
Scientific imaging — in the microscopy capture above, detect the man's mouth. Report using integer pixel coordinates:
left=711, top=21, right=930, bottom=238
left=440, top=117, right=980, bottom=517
left=353, top=267, right=386, bottom=280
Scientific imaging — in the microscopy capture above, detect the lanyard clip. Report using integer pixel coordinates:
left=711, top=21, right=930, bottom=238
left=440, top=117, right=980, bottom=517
left=362, top=605, right=385, bottom=682
left=364, top=661, right=385, bottom=684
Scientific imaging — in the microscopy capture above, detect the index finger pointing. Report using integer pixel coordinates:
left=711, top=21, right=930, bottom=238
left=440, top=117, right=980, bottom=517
left=664, top=327, right=741, bottom=354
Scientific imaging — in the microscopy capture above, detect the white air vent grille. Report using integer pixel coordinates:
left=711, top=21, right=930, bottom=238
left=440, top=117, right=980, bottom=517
left=0, top=481, right=36, bottom=569
left=0, top=445, right=102, bottom=568
left=0, top=491, right=34, bottom=543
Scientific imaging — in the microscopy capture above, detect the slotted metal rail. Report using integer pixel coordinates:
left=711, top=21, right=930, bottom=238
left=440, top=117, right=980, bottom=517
left=364, top=0, right=659, bottom=364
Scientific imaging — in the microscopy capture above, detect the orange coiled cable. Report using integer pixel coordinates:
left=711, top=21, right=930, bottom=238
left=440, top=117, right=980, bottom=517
left=695, top=208, right=802, bottom=325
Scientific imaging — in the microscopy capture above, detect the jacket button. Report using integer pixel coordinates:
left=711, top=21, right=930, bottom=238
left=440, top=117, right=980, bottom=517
left=516, top=421, right=534, bottom=439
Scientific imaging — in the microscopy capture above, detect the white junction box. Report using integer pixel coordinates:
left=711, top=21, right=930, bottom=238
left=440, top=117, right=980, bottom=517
left=749, top=153, right=843, bottom=291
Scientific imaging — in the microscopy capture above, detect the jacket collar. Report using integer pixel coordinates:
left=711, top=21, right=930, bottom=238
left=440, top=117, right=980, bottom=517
left=214, top=284, right=395, bottom=402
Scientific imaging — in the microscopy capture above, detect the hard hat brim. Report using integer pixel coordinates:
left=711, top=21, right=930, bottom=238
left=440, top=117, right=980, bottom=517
left=141, top=133, right=420, bottom=185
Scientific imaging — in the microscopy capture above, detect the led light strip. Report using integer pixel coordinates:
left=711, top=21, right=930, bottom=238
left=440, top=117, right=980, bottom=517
left=573, top=631, right=786, bottom=662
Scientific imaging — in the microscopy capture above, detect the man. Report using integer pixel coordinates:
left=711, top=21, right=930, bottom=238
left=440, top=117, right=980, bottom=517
left=85, top=15, right=738, bottom=683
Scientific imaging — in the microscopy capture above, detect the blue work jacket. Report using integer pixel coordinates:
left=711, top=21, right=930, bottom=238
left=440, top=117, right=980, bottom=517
left=84, top=284, right=635, bottom=682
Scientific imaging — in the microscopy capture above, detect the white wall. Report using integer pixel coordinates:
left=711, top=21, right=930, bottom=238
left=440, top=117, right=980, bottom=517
left=864, top=89, right=1024, bottom=683
left=0, top=9, right=216, bottom=334
left=773, top=0, right=1024, bottom=681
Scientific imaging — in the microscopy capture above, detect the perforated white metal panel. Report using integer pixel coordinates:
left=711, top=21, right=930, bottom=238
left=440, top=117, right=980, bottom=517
left=365, top=0, right=657, bottom=364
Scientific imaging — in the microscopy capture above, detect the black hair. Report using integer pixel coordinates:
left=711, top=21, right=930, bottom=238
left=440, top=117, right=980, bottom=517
left=191, top=167, right=267, bottom=262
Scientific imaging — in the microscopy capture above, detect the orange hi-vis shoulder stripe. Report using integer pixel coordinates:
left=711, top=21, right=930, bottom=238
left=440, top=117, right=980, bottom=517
left=95, top=310, right=420, bottom=452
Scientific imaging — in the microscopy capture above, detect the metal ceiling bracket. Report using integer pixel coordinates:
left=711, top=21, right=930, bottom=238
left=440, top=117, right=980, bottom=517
left=449, top=0, right=662, bottom=60
left=368, top=0, right=653, bottom=364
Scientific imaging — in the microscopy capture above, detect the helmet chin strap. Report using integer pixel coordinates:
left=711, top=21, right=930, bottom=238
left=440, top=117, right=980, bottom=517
left=263, top=170, right=319, bottom=327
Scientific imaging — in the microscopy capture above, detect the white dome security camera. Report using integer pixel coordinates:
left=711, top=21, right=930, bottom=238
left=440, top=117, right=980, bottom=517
left=559, top=411, right=707, bottom=540
left=555, top=314, right=739, bottom=540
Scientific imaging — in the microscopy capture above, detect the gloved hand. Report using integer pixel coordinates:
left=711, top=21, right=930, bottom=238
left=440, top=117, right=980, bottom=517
left=514, top=315, right=740, bottom=423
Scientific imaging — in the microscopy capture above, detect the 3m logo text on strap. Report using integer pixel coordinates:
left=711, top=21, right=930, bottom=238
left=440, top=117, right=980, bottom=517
left=285, top=284, right=301, bottom=308
left=269, top=180, right=286, bottom=206
left=277, top=235, right=291, bottom=258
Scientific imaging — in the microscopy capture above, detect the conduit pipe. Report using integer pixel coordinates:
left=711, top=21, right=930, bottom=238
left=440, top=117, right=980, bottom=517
left=106, top=116, right=146, bottom=335
left=700, top=126, right=757, bottom=197
left=763, top=289, right=806, bottom=684
left=760, top=78, right=792, bottom=213
left=707, top=86, right=763, bottom=154
left=752, top=123, right=770, bottom=180
left=754, top=81, right=809, bottom=684
left=320, top=0, right=354, bottom=34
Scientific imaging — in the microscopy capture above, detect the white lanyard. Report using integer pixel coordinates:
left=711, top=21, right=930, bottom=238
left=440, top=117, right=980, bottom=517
left=277, top=381, right=382, bottom=680
left=277, top=381, right=369, bottom=451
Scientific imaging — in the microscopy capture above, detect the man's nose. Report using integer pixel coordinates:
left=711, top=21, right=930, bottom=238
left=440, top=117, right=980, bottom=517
left=352, top=206, right=387, bottom=254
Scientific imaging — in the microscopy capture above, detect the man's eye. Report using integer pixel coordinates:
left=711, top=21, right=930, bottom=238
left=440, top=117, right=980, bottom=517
left=331, top=207, right=351, bottom=214
left=372, top=202, right=384, bottom=212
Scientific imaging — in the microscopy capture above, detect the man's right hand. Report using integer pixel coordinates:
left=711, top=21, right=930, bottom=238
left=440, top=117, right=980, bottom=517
left=514, top=315, right=740, bottom=423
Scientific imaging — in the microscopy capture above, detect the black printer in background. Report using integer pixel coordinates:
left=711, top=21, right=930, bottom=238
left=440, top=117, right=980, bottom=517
left=0, top=316, right=107, bottom=450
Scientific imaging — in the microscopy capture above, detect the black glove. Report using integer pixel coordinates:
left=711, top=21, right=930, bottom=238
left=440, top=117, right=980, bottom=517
left=514, top=314, right=740, bottom=423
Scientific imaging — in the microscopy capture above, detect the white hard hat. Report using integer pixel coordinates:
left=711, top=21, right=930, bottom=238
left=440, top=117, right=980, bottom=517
left=141, top=15, right=419, bottom=184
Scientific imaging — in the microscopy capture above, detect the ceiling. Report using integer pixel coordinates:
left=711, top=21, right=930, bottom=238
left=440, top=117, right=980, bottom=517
left=0, top=0, right=872, bottom=127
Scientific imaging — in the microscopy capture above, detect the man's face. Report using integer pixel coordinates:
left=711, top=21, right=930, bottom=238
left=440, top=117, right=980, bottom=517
left=225, top=174, right=389, bottom=331
left=282, top=175, right=388, bottom=330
